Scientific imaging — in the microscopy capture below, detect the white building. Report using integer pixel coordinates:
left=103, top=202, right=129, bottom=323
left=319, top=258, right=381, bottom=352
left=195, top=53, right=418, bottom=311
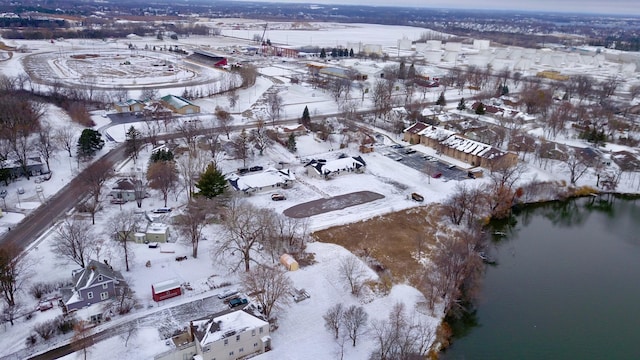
left=227, top=168, right=295, bottom=194
left=191, top=310, right=271, bottom=360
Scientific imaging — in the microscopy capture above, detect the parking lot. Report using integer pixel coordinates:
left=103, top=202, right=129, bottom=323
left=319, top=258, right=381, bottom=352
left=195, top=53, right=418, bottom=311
left=382, top=144, right=472, bottom=181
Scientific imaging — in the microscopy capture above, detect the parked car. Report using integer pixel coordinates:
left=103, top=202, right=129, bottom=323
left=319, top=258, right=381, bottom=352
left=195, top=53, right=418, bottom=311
left=148, top=242, right=159, bottom=249
left=152, top=207, right=172, bottom=214
left=391, top=144, right=403, bottom=149
left=249, top=166, right=263, bottom=172
left=404, top=149, right=417, bottom=154
left=432, top=172, right=442, bottom=179
left=271, top=193, right=286, bottom=201
left=411, top=193, right=424, bottom=202
left=17, top=187, right=24, bottom=194
left=237, top=168, right=249, bottom=174
left=217, top=289, right=238, bottom=299
left=229, top=297, right=248, bottom=308
left=110, top=198, right=127, bottom=204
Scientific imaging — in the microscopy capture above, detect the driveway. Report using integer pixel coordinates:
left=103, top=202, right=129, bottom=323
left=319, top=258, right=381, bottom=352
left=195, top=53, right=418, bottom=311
left=283, top=191, right=384, bottom=218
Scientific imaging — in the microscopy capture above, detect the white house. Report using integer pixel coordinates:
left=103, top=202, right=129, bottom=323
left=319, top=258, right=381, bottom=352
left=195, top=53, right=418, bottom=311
left=305, top=156, right=366, bottom=179
left=227, top=168, right=295, bottom=194
left=191, top=310, right=271, bottom=360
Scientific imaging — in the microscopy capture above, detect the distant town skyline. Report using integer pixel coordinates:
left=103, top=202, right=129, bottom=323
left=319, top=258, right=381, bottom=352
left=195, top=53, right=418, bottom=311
left=233, top=0, right=640, bottom=16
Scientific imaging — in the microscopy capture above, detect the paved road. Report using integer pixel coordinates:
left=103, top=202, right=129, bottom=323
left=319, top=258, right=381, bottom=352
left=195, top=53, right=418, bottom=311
left=0, top=144, right=129, bottom=251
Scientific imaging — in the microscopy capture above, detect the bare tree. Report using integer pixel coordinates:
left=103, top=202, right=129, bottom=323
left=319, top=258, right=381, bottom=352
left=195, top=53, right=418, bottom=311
left=176, top=148, right=208, bottom=201
left=233, top=129, right=251, bottom=167
left=241, top=264, right=293, bottom=320
left=265, top=90, right=283, bottom=126
left=143, top=118, right=161, bottom=146
left=227, top=90, right=239, bottom=110
left=370, top=302, right=435, bottom=360
left=140, top=87, right=159, bottom=101
left=343, top=305, right=368, bottom=346
left=133, top=178, right=146, bottom=208
left=175, top=197, right=209, bottom=258
left=35, top=121, right=58, bottom=172
left=55, top=126, right=76, bottom=158
left=0, top=244, right=31, bottom=310
left=147, top=160, right=178, bottom=207
left=109, top=210, right=139, bottom=271
left=564, top=150, right=592, bottom=185
left=485, top=158, right=525, bottom=219
left=176, top=119, right=202, bottom=153
left=215, top=106, right=233, bottom=140
left=250, top=118, right=270, bottom=156
left=71, top=320, right=93, bottom=360
left=323, top=303, right=344, bottom=339
left=79, top=159, right=113, bottom=224
left=218, top=199, right=275, bottom=272
left=203, top=126, right=224, bottom=167
left=338, top=255, right=369, bottom=296
left=51, top=218, right=94, bottom=268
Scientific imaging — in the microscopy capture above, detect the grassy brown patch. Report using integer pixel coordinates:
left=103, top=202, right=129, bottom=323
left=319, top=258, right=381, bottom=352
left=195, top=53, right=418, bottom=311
left=313, top=204, right=447, bottom=285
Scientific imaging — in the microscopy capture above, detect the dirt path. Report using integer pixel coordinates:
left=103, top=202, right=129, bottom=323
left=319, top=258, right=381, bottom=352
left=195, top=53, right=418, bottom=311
left=283, top=191, right=384, bottom=218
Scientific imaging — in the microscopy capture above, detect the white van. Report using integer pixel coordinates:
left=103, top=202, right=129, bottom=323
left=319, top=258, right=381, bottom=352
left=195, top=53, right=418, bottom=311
left=217, top=288, right=238, bottom=299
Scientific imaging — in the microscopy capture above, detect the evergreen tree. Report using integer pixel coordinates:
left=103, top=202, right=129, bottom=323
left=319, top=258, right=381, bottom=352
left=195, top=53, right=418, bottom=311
left=77, top=129, right=104, bottom=159
left=407, top=63, right=416, bottom=79
left=349, top=48, right=354, bottom=57
left=331, top=48, right=338, bottom=58
left=125, top=126, right=142, bottom=160
left=195, top=163, right=227, bottom=199
left=436, top=92, right=446, bottom=106
left=457, top=98, right=467, bottom=110
left=320, top=48, right=326, bottom=59
left=287, top=133, right=297, bottom=152
left=150, top=149, right=174, bottom=163
left=300, top=105, right=311, bottom=127
left=501, top=85, right=509, bottom=96
left=475, top=102, right=486, bottom=115
left=398, top=60, right=406, bottom=80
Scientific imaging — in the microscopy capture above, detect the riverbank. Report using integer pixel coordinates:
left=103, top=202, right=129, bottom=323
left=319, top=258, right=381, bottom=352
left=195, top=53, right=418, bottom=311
left=439, top=192, right=640, bottom=360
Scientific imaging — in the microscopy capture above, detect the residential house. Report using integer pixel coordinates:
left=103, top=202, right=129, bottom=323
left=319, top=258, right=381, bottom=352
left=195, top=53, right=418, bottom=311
left=145, top=222, right=170, bottom=243
left=114, top=99, right=145, bottom=113
left=228, top=168, right=295, bottom=194
left=1, top=156, right=45, bottom=178
left=160, top=95, right=201, bottom=115
left=156, top=310, right=271, bottom=360
left=305, top=156, right=366, bottom=179
left=62, top=260, right=124, bottom=311
left=109, top=178, right=138, bottom=202
left=192, top=310, right=270, bottom=360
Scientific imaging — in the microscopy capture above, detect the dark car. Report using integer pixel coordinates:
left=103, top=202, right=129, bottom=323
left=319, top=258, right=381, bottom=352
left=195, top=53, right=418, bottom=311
left=229, top=297, right=248, bottom=308
left=411, top=193, right=424, bottom=202
left=271, top=193, right=286, bottom=201
left=404, top=149, right=417, bottom=154
left=249, top=166, right=263, bottom=172
left=432, top=172, right=443, bottom=179
left=238, top=168, right=249, bottom=175
left=110, top=198, right=127, bottom=204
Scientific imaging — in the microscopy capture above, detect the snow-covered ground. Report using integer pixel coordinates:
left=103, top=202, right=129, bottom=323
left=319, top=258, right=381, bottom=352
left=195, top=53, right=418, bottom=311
left=0, top=19, right=638, bottom=360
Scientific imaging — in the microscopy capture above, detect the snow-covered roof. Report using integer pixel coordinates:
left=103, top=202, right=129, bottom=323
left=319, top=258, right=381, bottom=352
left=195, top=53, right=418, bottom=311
left=228, top=168, right=295, bottom=192
left=72, top=259, right=123, bottom=291
left=161, top=95, right=196, bottom=109
left=147, top=223, right=169, bottom=234
left=152, top=279, right=181, bottom=293
left=441, top=134, right=492, bottom=157
left=417, top=125, right=455, bottom=141
left=194, top=310, right=268, bottom=346
left=306, top=156, right=366, bottom=176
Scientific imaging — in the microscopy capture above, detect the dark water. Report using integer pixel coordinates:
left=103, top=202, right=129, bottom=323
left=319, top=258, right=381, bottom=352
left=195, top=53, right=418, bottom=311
left=442, top=196, right=640, bottom=360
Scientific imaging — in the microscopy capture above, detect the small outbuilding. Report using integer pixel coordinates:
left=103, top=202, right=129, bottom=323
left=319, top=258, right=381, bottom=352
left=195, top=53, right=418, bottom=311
left=280, top=253, right=299, bottom=271
left=152, top=279, right=182, bottom=302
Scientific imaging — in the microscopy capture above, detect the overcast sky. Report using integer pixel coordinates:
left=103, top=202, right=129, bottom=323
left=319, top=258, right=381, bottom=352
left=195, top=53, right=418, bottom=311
left=235, top=0, right=640, bottom=16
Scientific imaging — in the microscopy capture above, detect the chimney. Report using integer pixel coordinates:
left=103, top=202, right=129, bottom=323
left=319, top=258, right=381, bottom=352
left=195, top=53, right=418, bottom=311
left=189, top=321, right=195, bottom=342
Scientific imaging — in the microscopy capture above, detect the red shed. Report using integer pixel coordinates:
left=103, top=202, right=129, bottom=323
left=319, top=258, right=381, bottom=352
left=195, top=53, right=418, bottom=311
left=152, top=279, right=182, bottom=302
